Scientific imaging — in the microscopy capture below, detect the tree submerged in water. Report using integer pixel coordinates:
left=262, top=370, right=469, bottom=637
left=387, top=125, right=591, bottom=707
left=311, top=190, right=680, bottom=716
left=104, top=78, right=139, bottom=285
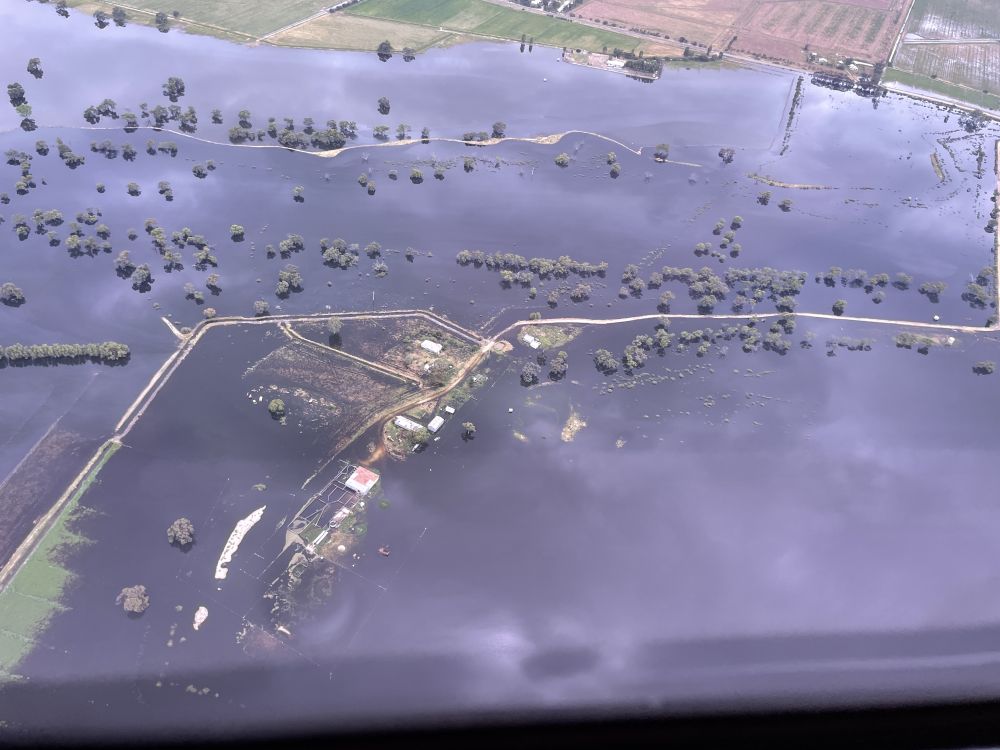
left=116, top=585, right=149, bottom=614
left=167, top=517, right=195, bottom=547
left=268, top=398, right=286, bottom=418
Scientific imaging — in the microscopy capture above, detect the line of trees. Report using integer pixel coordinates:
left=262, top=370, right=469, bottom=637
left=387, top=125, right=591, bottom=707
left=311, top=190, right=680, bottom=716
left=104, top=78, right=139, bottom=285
left=2, top=341, right=130, bottom=365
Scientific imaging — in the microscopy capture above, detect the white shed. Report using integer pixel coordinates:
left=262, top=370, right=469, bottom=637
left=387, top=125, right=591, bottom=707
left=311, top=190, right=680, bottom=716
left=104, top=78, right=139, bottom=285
left=427, top=415, right=445, bottom=433
left=394, top=416, right=422, bottom=432
left=420, top=339, right=443, bottom=354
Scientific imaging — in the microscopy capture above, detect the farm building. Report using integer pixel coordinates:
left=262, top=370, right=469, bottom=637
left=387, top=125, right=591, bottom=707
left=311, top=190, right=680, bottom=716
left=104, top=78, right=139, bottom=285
left=606, top=59, right=626, bottom=69
left=345, top=466, right=380, bottom=495
left=427, top=415, right=445, bottom=433
left=420, top=339, right=443, bottom=354
left=523, top=333, right=541, bottom=349
left=394, top=416, right=423, bottom=432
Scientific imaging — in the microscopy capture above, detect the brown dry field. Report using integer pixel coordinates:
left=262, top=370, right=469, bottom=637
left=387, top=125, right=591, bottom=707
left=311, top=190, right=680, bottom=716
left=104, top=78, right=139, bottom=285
left=576, top=0, right=913, bottom=64
left=269, top=13, right=453, bottom=51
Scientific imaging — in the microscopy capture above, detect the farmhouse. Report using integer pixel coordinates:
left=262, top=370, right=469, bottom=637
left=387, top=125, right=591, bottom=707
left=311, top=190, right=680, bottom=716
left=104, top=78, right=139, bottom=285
left=345, top=466, right=379, bottom=495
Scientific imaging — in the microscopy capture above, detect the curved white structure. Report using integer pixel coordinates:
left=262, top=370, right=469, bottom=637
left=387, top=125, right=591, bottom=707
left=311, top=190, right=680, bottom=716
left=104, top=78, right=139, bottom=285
left=215, top=506, right=266, bottom=580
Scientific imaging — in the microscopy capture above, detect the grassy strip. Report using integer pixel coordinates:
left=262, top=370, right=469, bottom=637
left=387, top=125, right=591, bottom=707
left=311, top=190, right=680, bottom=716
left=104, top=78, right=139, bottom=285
left=884, top=67, right=1000, bottom=111
left=0, top=441, right=120, bottom=679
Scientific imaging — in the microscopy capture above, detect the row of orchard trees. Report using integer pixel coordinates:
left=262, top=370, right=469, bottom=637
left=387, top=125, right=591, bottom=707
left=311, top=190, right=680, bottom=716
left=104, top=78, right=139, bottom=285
left=2, top=341, right=129, bottom=364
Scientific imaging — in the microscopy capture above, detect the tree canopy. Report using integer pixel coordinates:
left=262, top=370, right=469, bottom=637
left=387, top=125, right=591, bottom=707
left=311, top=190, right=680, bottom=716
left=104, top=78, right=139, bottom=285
left=167, top=517, right=195, bottom=547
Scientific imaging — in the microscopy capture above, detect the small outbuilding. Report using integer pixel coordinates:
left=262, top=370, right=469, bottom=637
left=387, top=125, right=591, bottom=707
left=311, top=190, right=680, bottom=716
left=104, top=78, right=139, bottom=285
left=523, top=333, right=541, bottom=349
left=420, top=339, right=443, bottom=354
left=345, top=466, right=380, bottom=495
left=427, top=415, right=445, bottom=433
left=394, top=416, right=422, bottom=432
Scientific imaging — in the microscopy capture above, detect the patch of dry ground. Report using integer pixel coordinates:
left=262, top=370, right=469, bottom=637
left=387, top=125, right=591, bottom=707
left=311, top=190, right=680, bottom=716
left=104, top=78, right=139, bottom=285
left=577, top=0, right=912, bottom=64
left=576, top=0, right=744, bottom=48
left=268, top=13, right=455, bottom=51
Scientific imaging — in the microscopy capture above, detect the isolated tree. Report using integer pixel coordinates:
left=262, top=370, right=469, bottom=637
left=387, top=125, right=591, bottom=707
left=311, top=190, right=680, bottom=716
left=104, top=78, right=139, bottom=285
left=292, top=185, right=304, bottom=202
left=973, top=361, right=996, bottom=375
left=231, top=224, right=245, bottom=241
left=268, top=399, right=286, bottom=418
left=116, top=585, right=149, bottom=614
left=7, top=83, right=26, bottom=107
left=554, top=153, right=570, bottom=167
left=593, top=348, right=618, bottom=374
left=130, top=264, right=151, bottom=290
left=520, top=361, right=540, bottom=385
left=549, top=351, right=569, bottom=379
left=112, top=6, right=128, bottom=26
left=0, top=282, right=25, bottom=306
left=326, top=316, right=343, bottom=336
left=492, top=121, right=506, bottom=138
left=167, top=517, right=195, bottom=547
left=26, top=58, right=43, bottom=79
left=832, top=299, right=846, bottom=316
left=376, top=40, right=393, bottom=62
left=377, top=96, right=391, bottom=115
left=402, top=47, right=416, bottom=61
left=253, top=299, right=270, bottom=316
left=401, top=426, right=431, bottom=452
left=126, top=182, right=140, bottom=196
left=462, top=421, right=476, bottom=438
left=410, top=168, right=423, bottom=184
left=94, top=10, right=110, bottom=28
left=162, top=76, right=185, bottom=102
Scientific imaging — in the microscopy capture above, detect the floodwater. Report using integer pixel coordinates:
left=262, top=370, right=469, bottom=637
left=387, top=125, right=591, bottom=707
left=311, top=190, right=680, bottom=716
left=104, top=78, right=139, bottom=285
left=2, top=0, right=1000, bottom=738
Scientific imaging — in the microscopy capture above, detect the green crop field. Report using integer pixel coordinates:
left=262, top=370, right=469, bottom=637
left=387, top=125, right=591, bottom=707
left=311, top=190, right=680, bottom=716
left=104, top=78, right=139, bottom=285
left=348, top=0, right=652, bottom=52
left=903, top=0, right=1000, bottom=39
left=891, top=0, right=1000, bottom=110
left=69, top=0, right=333, bottom=38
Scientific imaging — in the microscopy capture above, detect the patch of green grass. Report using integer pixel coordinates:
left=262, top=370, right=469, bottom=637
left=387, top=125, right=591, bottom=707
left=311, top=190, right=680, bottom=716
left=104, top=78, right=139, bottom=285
left=0, top=440, right=119, bottom=678
left=68, top=0, right=330, bottom=37
left=0, top=593, right=64, bottom=636
left=0, top=631, right=30, bottom=674
left=350, top=0, right=496, bottom=28
left=10, top=557, right=74, bottom=601
left=349, top=0, right=650, bottom=52
left=884, top=67, right=1000, bottom=111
